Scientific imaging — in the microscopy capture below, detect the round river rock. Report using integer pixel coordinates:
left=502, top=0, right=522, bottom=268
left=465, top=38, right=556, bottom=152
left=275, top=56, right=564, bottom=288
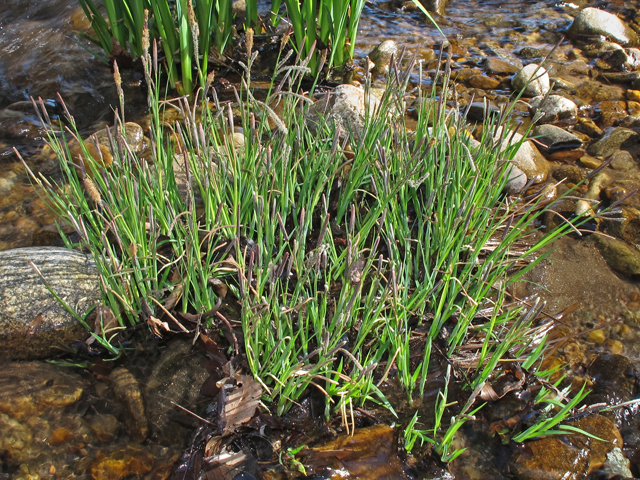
left=0, top=247, right=100, bottom=360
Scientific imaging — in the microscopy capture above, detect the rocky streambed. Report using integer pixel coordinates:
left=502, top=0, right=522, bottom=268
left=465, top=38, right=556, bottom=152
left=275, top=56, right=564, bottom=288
left=2, top=0, right=640, bottom=479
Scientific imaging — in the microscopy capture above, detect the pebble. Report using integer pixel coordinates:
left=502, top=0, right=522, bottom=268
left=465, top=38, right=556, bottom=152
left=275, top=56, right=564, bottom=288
left=504, top=163, right=527, bottom=194
left=307, top=84, right=381, bottom=140
left=605, top=339, right=624, bottom=355
left=512, top=64, right=550, bottom=97
left=90, top=445, right=155, bottom=480
left=595, top=234, right=640, bottom=276
left=609, top=150, right=636, bottom=171
left=568, top=7, right=638, bottom=48
left=469, top=74, right=501, bottom=89
left=587, top=127, right=640, bottom=158
left=575, top=117, right=603, bottom=138
left=587, top=329, right=606, bottom=344
left=484, top=56, right=520, bottom=75
left=532, top=124, right=583, bottom=152
left=603, top=447, right=633, bottom=478
left=529, top=95, right=578, bottom=124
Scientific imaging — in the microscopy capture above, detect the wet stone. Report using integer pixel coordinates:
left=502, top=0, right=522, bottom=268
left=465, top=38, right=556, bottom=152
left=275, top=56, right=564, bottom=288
left=510, top=436, right=589, bottom=480
left=90, top=414, right=121, bottom=443
left=609, top=150, right=637, bottom=171
left=145, top=340, right=209, bottom=445
left=368, top=40, right=399, bottom=75
left=588, top=353, right=636, bottom=407
left=468, top=74, right=500, bottom=89
left=587, top=127, right=640, bottom=158
left=484, top=56, right=521, bottom=75
left=512, top=64, right=550, bottom=97
left=595, top=234, right=640, bottom=276
left=603, top=207, right=640, bottom=246
left=547, top=149, right=585, bottom=164
left=576, top=80, right=626, bottom=103
left=598, top=100, right=628, bottom=127
left=0, top=413, right=33, bottom=465
left=90, top=445, right=155, bottom=480
left=607, top=48, right=640, bottom=71
left=110, top=368, right=149, bottom=443
left=529, top=95, right=578, bottom=124
left=416, top=0, right=449, bottom=15
left=0, top=362, right=85, bottom=421
left=568, top=7, right=638, bottom=47
left=532, top=124, right=583, bottom=152
left=466, top=101, right=500, bottom=122
left=517, top=46, right=544, bottom=59
left=510, top=415, right=622, bottom=480
left=576, top=117, right=603, bottom=138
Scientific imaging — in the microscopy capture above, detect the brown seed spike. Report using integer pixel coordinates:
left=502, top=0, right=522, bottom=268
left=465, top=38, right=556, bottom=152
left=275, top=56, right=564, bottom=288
left=83, top=176, right=102, bottom=204
left=246, top=28, right=254, bottom=58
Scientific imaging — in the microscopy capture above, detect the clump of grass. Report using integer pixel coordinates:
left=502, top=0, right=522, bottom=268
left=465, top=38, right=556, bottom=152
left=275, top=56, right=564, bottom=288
left=78, top=0, right=366, bottom=93
left=25, top=41, right=579, bottom=457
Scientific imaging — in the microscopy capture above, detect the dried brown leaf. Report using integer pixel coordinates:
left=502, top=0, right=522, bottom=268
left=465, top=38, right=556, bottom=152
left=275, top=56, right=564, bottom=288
left=218, top=375, right=262, bottom=434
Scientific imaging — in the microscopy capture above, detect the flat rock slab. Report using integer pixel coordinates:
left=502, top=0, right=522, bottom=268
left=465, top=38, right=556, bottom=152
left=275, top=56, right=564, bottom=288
left=0, top=247, right=100, bottom=360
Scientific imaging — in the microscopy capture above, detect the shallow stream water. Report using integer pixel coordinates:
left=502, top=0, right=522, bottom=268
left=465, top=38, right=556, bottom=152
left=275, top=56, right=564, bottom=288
left=2, top=0, right=640, bottom=479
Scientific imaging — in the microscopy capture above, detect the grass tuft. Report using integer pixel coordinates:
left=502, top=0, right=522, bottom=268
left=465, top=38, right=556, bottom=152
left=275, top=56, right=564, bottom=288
left=26, top=45, right=580, bottom=456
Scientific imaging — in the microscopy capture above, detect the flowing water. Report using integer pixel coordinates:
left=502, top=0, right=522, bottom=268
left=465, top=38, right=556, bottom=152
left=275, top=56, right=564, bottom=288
left=2, top=0, right=640, bottom=479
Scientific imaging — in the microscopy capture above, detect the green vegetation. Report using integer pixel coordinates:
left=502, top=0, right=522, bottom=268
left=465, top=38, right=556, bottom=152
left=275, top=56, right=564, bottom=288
left=77, top=0, right=364, bottom=93
left=23, top=33, right=589, bottom=457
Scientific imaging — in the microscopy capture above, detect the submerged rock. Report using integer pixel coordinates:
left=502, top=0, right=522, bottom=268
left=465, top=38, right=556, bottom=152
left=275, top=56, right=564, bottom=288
left=0, top=247, right=100, bottom=360
left=145, top=340, right=209, bottom=445
left=90, top=445, right=155, bottom=480
left=0, top=362, right=84, bottom=421
left=510, top=415, right=622, bottom=480
left=587, top=127, right=640, bottom=158
left=512, top=64, right=550, bottom=97
left=568, top=8, right=638, bottom=48
left=110, top=368, right=149, bottom=443
left=594, top=235, right=640, bottom=276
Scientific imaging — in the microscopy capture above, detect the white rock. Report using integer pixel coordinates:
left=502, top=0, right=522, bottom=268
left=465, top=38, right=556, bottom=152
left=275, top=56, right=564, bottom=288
left=512, top=64, right=551, bottom=97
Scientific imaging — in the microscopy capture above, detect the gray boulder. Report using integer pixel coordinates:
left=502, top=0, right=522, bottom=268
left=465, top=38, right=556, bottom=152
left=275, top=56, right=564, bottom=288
left=568, top=8, right=638, bottom=47
left=0, top=247, right=100, bottom=360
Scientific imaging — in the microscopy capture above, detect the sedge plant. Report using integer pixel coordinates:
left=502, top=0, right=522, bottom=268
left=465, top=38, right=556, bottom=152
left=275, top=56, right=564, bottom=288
left=25, top=38, right=585, bottom=457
